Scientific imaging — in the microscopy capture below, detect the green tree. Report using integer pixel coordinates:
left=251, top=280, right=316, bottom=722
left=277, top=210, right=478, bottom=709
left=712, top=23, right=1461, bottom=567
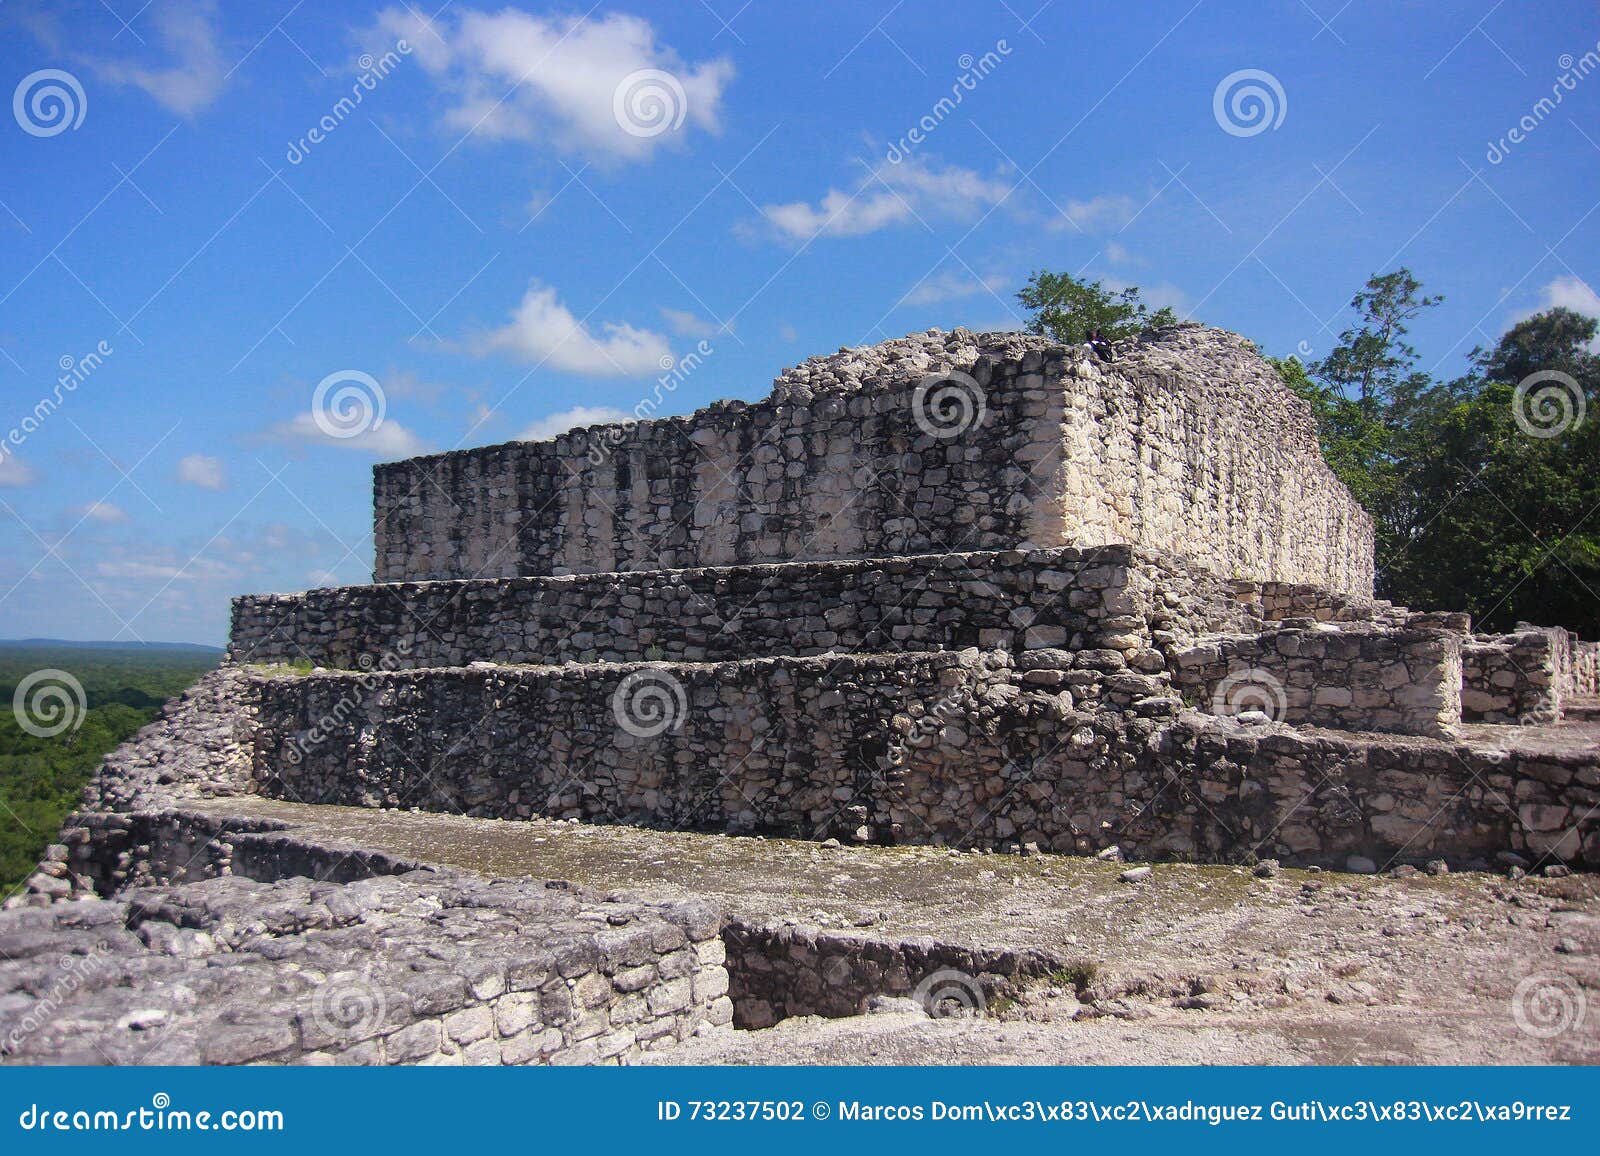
left=1312, top=269, right=1442, bottom=416
left=1382, top=308, right=1600, bottom=634
left=1016, top=271, right=1177, bottom=344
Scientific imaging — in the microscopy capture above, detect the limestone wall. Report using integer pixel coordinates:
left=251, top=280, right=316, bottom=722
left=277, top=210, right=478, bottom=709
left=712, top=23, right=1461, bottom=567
left=0, top=865, right=729, bottom=1066
left=1171, top=626, right=1463, bottom=737
left=247, top=659, right=1597, bottom=868
left=372, top=327, right=1374, bottom=596
left=229, top=546, right=1178, bottom=671
left=1461, top=627, right=1568, bottom=724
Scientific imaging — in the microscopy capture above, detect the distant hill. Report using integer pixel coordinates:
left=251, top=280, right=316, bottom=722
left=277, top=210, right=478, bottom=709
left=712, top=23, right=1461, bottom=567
left=0, top=639, right=223, bottom=653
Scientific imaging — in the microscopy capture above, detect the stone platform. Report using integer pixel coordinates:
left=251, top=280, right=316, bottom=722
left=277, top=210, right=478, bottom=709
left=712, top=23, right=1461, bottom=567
left=7, top=323, right=1598, bottom=1066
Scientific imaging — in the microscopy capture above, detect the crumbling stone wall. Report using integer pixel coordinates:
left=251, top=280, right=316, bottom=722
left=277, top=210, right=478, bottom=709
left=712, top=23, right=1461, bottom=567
left=1461, top=627, right=1570, bottom=724
left=721, top=921, right=1058, bottom=1028
left=373, top=327, right=1373, bottom=596
left=231, top=545, right=1229, bottom=671
left=0, top=868, right=729, bottom=1066
left=1170, top=626, right=1463, bottom=737
left=248, top=660, right=1597, bottom=868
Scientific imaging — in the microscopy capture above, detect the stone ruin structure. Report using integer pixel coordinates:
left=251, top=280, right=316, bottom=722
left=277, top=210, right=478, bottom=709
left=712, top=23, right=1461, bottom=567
left=4, top=322, right=1596, bottom=1066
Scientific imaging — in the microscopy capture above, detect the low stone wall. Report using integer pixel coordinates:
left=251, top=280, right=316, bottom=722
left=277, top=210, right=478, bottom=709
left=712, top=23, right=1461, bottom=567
left=1573, top=641, right=1600, bottom=697
left=230, top=547, right=1154, bottom=670
left=1229, top=580, right=1400, bottom=626
left=0, top=820, right=730, bottom=1066
left=722, top=921, right=1060, bottom=1028
left=1461, top=628, right=1566, bottom=724
left=247, top=661, right=1597, bottom=868
left=1170, top=626, right=1463, bottom=736
left=83, top=667, right=259, bottom=812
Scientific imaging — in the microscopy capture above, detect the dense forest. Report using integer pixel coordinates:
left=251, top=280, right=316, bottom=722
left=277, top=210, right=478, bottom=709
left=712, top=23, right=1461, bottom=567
left=0, top=644, right=218, bottom=893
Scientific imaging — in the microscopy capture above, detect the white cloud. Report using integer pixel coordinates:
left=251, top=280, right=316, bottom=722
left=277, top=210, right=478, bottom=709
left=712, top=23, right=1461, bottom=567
left=518, top=405, right=633, bottom=442
left=1106, top=277, right=1190, bottom=316
left=761, top=157, right=1012, bottom=242
left=1052, top=193, right=1138, bottom=233
left=176, top=452, right=226, bottom=490
left=267, top=413, right=430, bottom=458
left=472, top=282, right=672, bottom=376
left=0, top=455, right=36, bottom=487
left=659, top=307, right=726, bottom=339
left=365, top=7, right=733, bottom=162
left=1540, top=274, right=1600, bottom=318
left=93, top=0, right=227, bottom=115
left=1524, top=276, right=1600, bottom=350
left=78, top=500, right=128, bottom=524
left=901, top=269, right=1007, bottom=307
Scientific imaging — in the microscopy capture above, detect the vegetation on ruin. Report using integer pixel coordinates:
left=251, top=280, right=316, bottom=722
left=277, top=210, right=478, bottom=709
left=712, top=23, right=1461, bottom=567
left=1017, top=266, right=1600, bottom=637
left=1281, top=271, right=1600, bottom=637
left=0, top=644, right=219, bottom=892
left=1016, top=271, right=1178, bottom=343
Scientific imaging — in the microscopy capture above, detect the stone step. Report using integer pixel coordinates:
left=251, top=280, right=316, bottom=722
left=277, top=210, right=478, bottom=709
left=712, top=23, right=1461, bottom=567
left=1565, top=696, right=1600, bottom=722
left=230, top=543, right=1225, bottom=672
left=241, top=651, right=1598, bottom=867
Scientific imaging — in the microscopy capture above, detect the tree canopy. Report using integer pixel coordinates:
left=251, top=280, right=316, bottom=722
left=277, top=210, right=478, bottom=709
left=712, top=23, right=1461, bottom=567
left=1016, top=271, right=1177, bottom=344
left=1018, top=262, right=1599, bottom=637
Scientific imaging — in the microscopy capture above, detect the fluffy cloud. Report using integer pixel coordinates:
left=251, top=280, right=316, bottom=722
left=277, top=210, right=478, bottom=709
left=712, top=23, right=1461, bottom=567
left=0, top=455, right=36, bottom=487
left=266, top=413, right=429, bottom=458
left=365, top=7, right=733, bottom=162
left=517, top=406, right=633, bottom=443
left=93, top=0, right=227, bottom=115
left=901, top=269, right=1007, bottom=307
left=77, top=500, right=128, bottom=524
left=761, top=157, right=1012, bottom=242
left=1055, top=193, right=1138, bottom=233
left=1531, top=276, right=1600, bottom=349
left=177, top=452, right=227, bottom=490
left=658, top=307, right=725, bottom=339
left=472, top=282, right=672, bottom=376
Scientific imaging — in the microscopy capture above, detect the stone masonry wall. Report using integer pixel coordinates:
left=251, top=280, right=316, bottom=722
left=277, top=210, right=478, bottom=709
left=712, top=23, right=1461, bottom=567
left=0, top=868, right=729, bottom=1066
left=1461, top=628, right=1568, bottom=724
left=229, top=546, right=1225, bottom=672
left=373, top=327, right=1374, bottom=597
left=1170, top=626, right=1464, bottom=737
left=247, top=660, right=1597, bottom=868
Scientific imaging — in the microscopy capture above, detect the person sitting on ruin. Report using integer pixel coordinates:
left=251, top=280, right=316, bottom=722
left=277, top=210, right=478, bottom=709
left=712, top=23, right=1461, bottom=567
left=1086, top=327, right=1115, bottom=361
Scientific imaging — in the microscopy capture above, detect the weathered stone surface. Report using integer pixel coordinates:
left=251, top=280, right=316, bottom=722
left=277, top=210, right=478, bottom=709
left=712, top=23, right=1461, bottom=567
left=0, top=869, right=726, bottom=1067
left=372, top=326, right=1374, bottom=597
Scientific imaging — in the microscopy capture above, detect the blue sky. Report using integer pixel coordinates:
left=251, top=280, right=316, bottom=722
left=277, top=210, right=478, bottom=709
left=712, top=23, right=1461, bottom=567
left=0, top=0, right=1596, bottom=645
